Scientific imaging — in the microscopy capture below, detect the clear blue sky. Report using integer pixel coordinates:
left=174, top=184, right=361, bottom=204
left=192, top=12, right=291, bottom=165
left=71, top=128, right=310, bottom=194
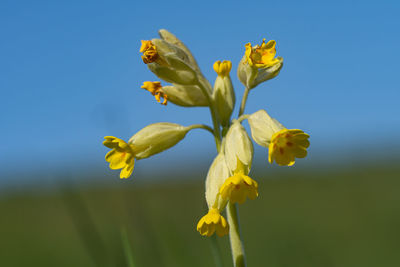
left=1, top=1, right=400, bottom=180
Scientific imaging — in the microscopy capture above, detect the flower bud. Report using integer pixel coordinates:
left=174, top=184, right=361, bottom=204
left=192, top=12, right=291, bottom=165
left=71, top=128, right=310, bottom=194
left=158, top=29, right=200, bottom=72
left=141, top=38, right=197, bottom=85
left=161, top=84, right=208, bottom=107
left=237, top=55, right=258, bottom=89
left=253, top=57, right=283, bottom=86
left=128, top=123, right=190, bottom=159
left=205, top=153, right=230, bottom=210
left=247, top=109, right=284, bottom=147
left=147, top=62, right=196, bottom=85
left=212, top=61, right=235, bottom=126
left=224, top=121, right=253, bottom=173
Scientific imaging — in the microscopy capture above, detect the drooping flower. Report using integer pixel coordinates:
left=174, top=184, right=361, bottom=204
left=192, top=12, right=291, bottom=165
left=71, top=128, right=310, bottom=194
left=141, top=81, right=168, bottom=105
left=140, top=40, right=158, bottom=64
left=219, top=173, right=258, bottom=204
left=269, top=129, right=310, bottom=166
left=245, top=38, right=280, bottom=69
left=104, top=123, right=192, bottom=178
left=103, top=136, right=136, bottom=179
left=197, top=208, right=229, bottom=237
left=247, top=110, right=310, bottom=166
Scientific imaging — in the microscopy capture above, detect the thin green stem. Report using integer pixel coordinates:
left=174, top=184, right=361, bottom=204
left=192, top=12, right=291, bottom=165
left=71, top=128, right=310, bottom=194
left=188, top=124, right=214, bottom=135
left=237, top=114, right=250, bottom=123
left=196, top=77, right=222, bottom=152
left=238, top=87, right=250, bottom=117
left=226, top=203, right=246, bottom=267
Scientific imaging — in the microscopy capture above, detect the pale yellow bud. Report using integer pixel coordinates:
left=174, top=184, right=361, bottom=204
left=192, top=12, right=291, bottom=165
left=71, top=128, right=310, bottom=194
left=224, top=121, right=253, bottom=173
left=212, top=61, right=235, bottom=126
left=147, top=63, right=196, bottom=85
left=158, top=29, right=200, bottom=72
left=247, top=109, right=285, bottom=147
left=161, top=84, right=208, bottom=107
left=129, top=123, right=190, bottom=159
left=237, top=55, right=258, bottom=89
left=253, top=57, right=283, bottom=86
left=205, top=153, right=230, bottom=211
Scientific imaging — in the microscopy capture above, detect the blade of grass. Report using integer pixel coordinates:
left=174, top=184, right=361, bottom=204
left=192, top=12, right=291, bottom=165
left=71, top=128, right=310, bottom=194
left=120, top=227, right=136, bottom=267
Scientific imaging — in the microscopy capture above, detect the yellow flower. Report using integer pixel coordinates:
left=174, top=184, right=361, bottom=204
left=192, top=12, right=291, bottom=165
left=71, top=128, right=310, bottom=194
left=213, top=60, right=232, bottom=76
left=197, top=208, right=229, bottom=237
left=219, top=172, right=258, bottom=204
left=141, top=81, right=168, bottom=105
left=140, top=40, right=158, bottom=64
left=103, top=136, right=136, bottom=179
left=268, top=129, right=310, bottom=166
left=245, top=38, right=280, bottom=68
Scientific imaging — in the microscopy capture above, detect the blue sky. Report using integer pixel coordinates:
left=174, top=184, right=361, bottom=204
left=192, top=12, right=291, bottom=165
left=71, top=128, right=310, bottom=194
left=1, top=1, right=400, bottom=180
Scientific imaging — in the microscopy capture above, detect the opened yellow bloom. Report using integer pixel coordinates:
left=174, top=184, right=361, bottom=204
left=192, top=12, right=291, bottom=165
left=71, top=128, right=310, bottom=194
left=141, top=81, right=168, bottom=105
left=245, top=38, right=280, bottom=68
left=213, top=60, right=232, bottom=76
left=197, top=208, right=229, bottom=237
left=269, top=129, right=310, bottom=166
left=219, top=172, right=258, bottom=204
left=140, top=40, right=158, bottom=64
left=103, top=136, right=136, bottom=179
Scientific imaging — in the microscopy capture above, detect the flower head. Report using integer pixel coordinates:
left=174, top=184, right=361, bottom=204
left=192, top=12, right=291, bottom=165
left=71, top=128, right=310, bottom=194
left=103, top=136, right=136, bottom=179
left=213, top=60, right=232, bottom=77
left=141, top=81, right=168, bottom=105
left=140, top=40, right=158, bottom=64
left=245, top=38, right=280, bottom=68
left=197, top=208, right=229, bottom=237
left=219, top=172, right=258, bottom=204
left=269, top=129, right=310, bottom=166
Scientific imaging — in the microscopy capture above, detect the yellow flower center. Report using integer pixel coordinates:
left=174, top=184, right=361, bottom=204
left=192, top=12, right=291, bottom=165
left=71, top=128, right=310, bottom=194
left=141, top=81, right=168, bottom=105
left=103, top=136, right=136, bottom=179
left=268, top=129, right=310, bottom=166
left=140, top=40, right=158, bottom=64
left=196, top=208, right=229, bottom=237
left=245, top=38, right=280, bottom=68
left=219, top=172, right=258, bottom=204
left=213, top=60, right=232, bottom=76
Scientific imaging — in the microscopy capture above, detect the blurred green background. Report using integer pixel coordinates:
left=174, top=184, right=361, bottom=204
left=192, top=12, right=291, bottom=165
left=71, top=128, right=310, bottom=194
left=1, top=162, right=400, bottom=267
left=2, top=0, right=400, bottom=266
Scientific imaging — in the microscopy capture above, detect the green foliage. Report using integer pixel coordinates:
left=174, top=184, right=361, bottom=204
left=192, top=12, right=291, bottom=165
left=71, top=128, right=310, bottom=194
left=1, top=164, right=400, bottom=267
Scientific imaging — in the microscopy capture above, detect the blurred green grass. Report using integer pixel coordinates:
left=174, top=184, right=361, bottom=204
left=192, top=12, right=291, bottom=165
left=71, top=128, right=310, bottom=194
left=1, top=164, right=400, bottom=267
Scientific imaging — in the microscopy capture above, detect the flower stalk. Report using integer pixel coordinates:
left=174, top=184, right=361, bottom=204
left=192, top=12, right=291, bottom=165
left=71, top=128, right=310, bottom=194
left=227, top=202, right=246, bottom=267
left=238, top=87, right=250, bottom=117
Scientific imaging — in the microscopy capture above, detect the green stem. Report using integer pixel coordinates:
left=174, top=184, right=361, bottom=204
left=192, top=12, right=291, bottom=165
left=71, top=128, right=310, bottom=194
left=188, top=124, right=215, bottom=135
left=227, top=203, right=246, bottom=267
left=238, top=87, right=250, bottom=117
left=196, top=77, right=222, bottom=152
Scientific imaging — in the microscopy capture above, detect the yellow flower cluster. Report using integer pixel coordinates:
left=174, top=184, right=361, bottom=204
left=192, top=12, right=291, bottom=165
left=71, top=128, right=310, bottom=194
left=101, top=30, right=310, bottom=242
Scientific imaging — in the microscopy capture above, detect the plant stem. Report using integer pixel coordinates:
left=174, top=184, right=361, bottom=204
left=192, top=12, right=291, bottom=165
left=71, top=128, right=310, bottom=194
left=238, top=87, right=250, bottom=117
left=226, top=203, right=246, bottom=267
left=188, top=124, right=215, bottom=135
left=196, top=77, right=222, bottom=152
